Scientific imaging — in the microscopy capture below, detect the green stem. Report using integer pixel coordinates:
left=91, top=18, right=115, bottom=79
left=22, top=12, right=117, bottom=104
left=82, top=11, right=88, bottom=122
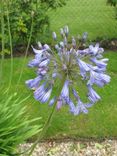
left=28, top=101, right=56, bottom=155
left=16, top=14, right=34, bottom=88
left=6, top=1, right=13, bottom=92
left=28, top=80, right=65, bottom=156
left=0, top=0, right=5, bottom=84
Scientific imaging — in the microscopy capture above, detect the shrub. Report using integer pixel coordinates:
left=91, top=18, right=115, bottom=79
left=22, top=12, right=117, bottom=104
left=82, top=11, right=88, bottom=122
left=0, top=0, right=68, bottom=53
left=107, top=0, right=117, bottom=6
left=107, top=0, right=117, bottom=19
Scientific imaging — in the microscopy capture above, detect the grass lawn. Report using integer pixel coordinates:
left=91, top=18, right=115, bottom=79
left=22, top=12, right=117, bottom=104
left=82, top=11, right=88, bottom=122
left=0, top=51, right=117, bottom=140
left=48, top=0, right=117, bottom=40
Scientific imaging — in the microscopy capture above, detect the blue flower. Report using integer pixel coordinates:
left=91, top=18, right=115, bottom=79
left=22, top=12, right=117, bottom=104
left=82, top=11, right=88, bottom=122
left=52, top=32, right=57, bottom=40
left=28, top=59, right=40, bottom=67
left=72, top=89, right=79, bottom=100
left=77, top=48, right=89, bottom=55
left=26, top=26, right=110, bottom=115
left=32, top=46, right=44, bottom=55
left=89, top=70, right=111, bottom=87
left=74, top=100, right=94, bottom=115
left=78, top=59, right=90, bottom=72
left=63, top=25, right=69, bottom=36
left=90, top=57, right=108, bottom=68
left=66, top=98, right=76, bottom=113
left=88, top=85, right=101, bottom=103
left=56, top=97, right=63, bottom=109
left=34, top=83, right=52, bottom=103
left=74, top=99, right=89, bottom=115
left=40, top=88, right=52, bottom=103
left=89, top=43, right=104, bottom=55
left=34, top=83, right=46, bottom=101
left=61, top=80, right=69, bottom=100
left=49, top=97, right=56, bottom=106
left=37, top=67, right=48, bottom=76
left=72, top=37, right=76, bottom=48
left=39, top=58, right=50, bottom=67
left=77, top=59, right=90, bottom=78
left=25, top=76, right=42, bottom=89
left=82, top=32, right=88, bottom=42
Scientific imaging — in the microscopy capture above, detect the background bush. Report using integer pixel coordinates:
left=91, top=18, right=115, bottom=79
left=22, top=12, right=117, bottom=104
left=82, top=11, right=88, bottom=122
left=0, top=0, right=67, bottom=53
left=107, top=0, right=117, bottom=6
left=107, top=0, right=117, bottom=19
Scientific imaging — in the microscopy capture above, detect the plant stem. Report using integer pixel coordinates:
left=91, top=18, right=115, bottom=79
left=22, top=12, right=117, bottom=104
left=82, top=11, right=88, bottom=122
left=28, top=101, right=56, bottom=155
left=16, top=13, right=34, bottom=88
left=6, top=1, right=13, bottom=92
left=28, top=80, right=65, bottom=156
left=0, top=0, right=5, bottom=84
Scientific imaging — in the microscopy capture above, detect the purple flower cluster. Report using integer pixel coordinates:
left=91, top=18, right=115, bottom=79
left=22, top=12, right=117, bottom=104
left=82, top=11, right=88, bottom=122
left=26, top=26, right=110, bottom=115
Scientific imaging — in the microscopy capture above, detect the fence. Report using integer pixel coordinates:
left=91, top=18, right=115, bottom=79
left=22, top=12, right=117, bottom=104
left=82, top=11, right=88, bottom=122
left=49, top=0, right=117, bottom=40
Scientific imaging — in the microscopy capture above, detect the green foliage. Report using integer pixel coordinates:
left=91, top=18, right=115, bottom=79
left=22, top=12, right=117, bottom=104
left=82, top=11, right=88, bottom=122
left=107, top=0, right=117, bottom=19
left=0, top=0, right=67, bottom=52
left=0, top=91, right=42, bottom=155
left=40, top=0, right=67, bottom=8
left=107, top=0, right=117, bottom=6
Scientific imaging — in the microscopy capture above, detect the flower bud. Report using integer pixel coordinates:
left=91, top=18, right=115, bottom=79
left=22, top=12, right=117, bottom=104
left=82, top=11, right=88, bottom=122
left=72, top=37, right=76, bottom=48
left=64, top=25, right=69, bottom=36
left=59, top=41, right=64, bottom=48
left=82, top=32, right=88, bottom=42
left=52, top=32, right=57, bottom=40
left=37, top=42, right=42, bottom=49
left=43, top=44, right=50, bottom=51
left=55, top=44, right=59, bottom=51
left=64, top=36, right=67, bottom=46
left=60, top=28, right=64, bottom=37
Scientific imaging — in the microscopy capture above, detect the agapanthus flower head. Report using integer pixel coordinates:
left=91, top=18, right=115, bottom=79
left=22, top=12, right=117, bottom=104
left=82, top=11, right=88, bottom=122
left=26, top=26, right=111, bottom=115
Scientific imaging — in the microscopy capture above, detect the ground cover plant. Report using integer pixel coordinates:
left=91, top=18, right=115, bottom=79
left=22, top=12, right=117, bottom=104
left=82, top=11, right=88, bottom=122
left=0, top=90, right=42, bottom=155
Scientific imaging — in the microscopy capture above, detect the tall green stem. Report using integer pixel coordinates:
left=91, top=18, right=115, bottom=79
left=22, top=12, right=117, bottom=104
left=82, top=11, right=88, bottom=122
left=6, top=1, right=13, bottom=92
left=28, top=80, right=65, bottom=156
left=0, top=0, right=5, bottom=84
left=16, top=13, right=34, bottom=88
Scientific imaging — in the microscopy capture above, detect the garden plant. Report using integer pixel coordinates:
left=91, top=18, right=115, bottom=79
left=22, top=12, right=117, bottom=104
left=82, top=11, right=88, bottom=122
left=26, top=26, right=111, bottom=155
left=0, top=91, right=42, bottom=155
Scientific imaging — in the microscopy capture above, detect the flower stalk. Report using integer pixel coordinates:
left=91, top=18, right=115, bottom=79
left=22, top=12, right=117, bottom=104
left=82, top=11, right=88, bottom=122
left=28, top=79, right=65, bottom=156
left=6, top=1, right=13, bottom=92
left=16, top=12, right=34, bottom=88
left=0, top=0, right=5, bottom=84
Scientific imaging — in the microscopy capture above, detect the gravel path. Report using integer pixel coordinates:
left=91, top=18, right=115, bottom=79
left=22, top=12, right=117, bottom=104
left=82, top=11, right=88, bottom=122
left=20, top=140, right=117, bottom=156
